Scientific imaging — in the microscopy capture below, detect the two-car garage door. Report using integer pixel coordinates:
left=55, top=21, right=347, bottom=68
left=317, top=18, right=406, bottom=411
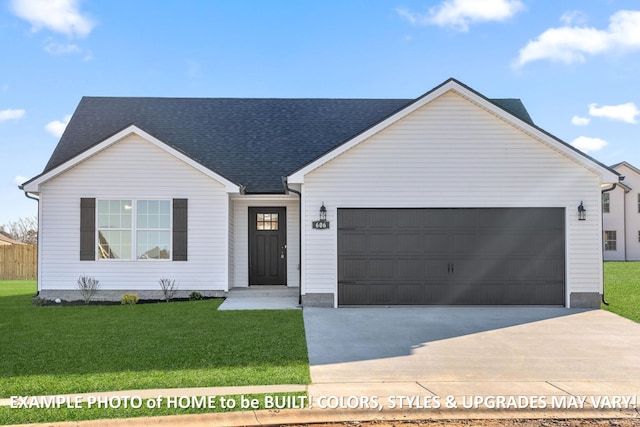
left=337, top=208, right=565, bottom=306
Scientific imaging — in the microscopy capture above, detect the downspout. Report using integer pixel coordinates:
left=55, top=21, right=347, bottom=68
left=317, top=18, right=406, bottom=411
left=623, top=187, right=628, bottom=261
left=20, top=187, right=40, bottom=294
left=283, top=178, right=302, bottom=306
left=601, top=183, right=618, bottom=306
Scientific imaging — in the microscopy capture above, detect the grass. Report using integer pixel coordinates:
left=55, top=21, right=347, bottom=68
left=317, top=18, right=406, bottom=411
left=0, top=280, right=310, bottom=397
left=603, top=262, right=640, bottom=322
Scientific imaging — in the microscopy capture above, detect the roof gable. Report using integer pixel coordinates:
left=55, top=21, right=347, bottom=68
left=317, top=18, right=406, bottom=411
left=22, top=125, right=241, bottom=193
left=288, top=78, right=618, bottom=185
left=612, top=161, right=640, bottom=177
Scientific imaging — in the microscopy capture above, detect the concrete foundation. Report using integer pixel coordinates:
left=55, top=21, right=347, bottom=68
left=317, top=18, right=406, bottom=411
left=570, top=292, right=602, bottom=308
left=302, top=293, right=334, bottom=307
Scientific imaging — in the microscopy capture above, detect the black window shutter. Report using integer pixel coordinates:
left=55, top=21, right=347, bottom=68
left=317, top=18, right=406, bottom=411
left=80, top=198, right=96, bottom=261
left=173, top=199, right=188, bottom=261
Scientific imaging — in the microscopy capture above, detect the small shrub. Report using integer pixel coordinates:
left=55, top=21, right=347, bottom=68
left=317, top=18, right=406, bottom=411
left=189, top=291, right=203, bottom=301
left=76, top=275, right=100, bottom=304
left=159, top=278, right=178, bottom=302
left=120, top=294, right=139, bottom=305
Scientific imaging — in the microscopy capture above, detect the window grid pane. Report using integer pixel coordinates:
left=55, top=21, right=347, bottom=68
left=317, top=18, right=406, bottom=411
left=98, top=230, right=132, bottom=259
left=604, top=230, right=617, bottom=251
left=97, top=199, right=171, bottom=261
left=136, top=200, right=171, bottom=260
left=256, top=213, right=278, bottom=231
left=602, top=193, right=610, bottom=213
left=97, top=200, right=133, bottom=259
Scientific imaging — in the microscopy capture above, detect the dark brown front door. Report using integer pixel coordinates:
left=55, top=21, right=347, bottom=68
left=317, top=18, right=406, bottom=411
left=249, top=207, right=287, bottom=285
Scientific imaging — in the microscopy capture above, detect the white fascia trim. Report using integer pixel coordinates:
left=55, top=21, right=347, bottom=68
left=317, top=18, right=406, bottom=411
left=22, top=125, right=241, bottom=193
left=288, top=80, right=619, bottom=185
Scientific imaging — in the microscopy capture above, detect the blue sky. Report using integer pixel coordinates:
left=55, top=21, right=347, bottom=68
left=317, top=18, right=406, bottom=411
left=1, top=0, right=639, bottom=225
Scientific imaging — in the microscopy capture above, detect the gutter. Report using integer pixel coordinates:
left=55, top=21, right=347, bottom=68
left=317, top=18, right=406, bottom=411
left=600, top=182, right=619, bottom=306
left=282, top=178, right=302, bottom=306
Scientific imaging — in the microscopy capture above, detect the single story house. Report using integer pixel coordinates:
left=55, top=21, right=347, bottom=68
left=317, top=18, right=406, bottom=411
left=0, top=232, right=25, bottom=246
left=21, top=78, right=620, bottom=308
left=603, top=161, right=640, bottom=261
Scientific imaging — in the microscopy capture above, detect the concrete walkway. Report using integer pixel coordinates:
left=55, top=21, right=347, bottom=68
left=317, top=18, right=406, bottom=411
left=217, top=286, right=300, bottom=310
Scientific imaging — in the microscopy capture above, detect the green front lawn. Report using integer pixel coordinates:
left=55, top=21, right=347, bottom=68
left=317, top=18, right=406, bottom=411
left=0, top=281, right=310, bottom=397
left=603, top=262, right=640, bottom=322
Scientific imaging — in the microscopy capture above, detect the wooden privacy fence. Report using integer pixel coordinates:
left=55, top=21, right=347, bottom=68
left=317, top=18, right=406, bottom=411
left=0, top=245, right=37, bottom=280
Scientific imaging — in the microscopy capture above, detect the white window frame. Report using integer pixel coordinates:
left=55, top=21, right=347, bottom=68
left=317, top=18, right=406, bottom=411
left=602, top=193, right=610, bottom=214
left=96, top=198, right=172, bottom=262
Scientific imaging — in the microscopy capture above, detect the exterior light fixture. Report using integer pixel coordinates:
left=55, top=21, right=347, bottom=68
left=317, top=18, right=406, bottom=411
left=312, top=202, right=330, bottom=229
left=578, top=201, right=586, bottom=221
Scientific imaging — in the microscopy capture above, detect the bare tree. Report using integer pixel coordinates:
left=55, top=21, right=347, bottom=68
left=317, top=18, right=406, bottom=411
left=1, top=216, right=38, bottom=244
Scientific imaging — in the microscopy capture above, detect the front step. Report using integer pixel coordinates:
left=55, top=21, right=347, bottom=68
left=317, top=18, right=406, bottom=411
left=226, top=286, right=298, bottom=298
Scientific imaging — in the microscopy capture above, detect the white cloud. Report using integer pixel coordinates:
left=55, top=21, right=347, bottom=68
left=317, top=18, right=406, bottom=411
left=571, top=136, right=608, bottom=153
left=560, top=10, right=588, bottom=26
left=14, top=175, right=28, bottom=186
left=571, top=116, right=590, bottom=126
left=589, top=102, right=639, bottom=124
left=44, top=40, right=82, bottom=55
left=515, top=10, right=640, bottom=67
left=397, top=0, right=524, bottom=32
left=10, top=0, right=95, bottom=38
left=0, top=109, right=25, bottom=121
left=45, top=115, right=72, bottom=137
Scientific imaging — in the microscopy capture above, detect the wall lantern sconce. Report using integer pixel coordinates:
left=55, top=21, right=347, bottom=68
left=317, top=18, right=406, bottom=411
left=312, top=202, right=330, bottom=229
left=577, top=201, right=586, bottom=221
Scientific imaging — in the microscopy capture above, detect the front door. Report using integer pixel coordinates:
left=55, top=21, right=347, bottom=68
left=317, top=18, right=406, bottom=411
left=249, top=207, right=287, bottom=285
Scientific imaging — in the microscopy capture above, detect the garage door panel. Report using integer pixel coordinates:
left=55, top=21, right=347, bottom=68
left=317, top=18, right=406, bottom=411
left=339, top=232, right=369, bottom=253
left=338, top=208, right=565, bottom=306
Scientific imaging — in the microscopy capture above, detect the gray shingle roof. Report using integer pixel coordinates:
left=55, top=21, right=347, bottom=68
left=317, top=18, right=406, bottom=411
left=42, top=92, right=536, bottom=194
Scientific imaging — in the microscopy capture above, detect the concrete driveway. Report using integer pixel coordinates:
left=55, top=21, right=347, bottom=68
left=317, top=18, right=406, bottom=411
left=303, top=307, right=640, bottom=399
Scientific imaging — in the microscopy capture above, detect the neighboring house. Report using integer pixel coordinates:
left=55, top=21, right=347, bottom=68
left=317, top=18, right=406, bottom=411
left=602, top=161, right=640, bottom=261
left=0, top=231, right=25, bottom=246
left=20, top=78, right=619, bottom=308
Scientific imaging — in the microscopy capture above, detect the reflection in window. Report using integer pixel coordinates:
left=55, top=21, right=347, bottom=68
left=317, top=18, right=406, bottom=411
left=96, top=199, right=171, bottom=260
left=97, top=200, right=132, bottom=259
left=137, top=200, right=171, bottom=259
left=257, top=213, right=279, bottom=230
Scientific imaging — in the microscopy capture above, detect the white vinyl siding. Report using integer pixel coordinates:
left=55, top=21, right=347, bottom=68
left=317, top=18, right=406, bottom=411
left=602, top=186, right=626, bottom=261
left=39, top=134, right=230, bottom=291
left=301, top=91, right=604, bottom=306
left=231, top=197, right=300, bottom=288
left=606, top=163, right=640, bottom=261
